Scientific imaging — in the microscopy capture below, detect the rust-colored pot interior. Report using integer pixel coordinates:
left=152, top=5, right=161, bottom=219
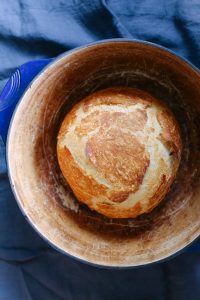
left=8, top=41, right=200, bottom=267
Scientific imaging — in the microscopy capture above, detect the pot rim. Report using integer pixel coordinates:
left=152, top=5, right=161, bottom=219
left=6, top=38, right=200, bottom=269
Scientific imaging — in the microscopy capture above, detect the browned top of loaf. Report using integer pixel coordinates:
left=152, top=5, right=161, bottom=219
left=57, top=87, right=182, bottom=218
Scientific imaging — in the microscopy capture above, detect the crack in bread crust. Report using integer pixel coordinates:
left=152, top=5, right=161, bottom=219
left=57, top=87, right=182, bottom=218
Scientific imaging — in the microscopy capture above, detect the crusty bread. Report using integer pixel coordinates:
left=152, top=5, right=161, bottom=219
left=57, top=87, right=182, bottom=218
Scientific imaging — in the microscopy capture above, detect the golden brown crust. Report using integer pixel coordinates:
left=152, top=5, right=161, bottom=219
left=157, top=109, right=182, bottom=161
left=57, top=87, right=182, bottom=218
left=86, top=128, right=150, bottom=189
left=57, top=146, right=107, bottom=206
left=83, top=87, right=156, bottom=111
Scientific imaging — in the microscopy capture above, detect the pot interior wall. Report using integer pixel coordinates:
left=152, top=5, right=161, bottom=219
left=8, top=41, right=200, bottom=267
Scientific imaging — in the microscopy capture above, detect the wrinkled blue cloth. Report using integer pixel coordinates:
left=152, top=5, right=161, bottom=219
left=1, top=0, right=200, bottom=299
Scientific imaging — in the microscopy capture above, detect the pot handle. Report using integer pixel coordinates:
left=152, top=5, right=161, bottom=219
left=0, top=58, right=52, bottom=144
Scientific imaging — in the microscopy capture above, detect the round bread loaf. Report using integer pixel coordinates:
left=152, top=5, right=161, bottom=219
left=57, top=87, right=182, bottom=218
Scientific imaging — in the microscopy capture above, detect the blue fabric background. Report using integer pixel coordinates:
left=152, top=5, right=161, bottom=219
left=1, top=0, right=200, bottom=299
